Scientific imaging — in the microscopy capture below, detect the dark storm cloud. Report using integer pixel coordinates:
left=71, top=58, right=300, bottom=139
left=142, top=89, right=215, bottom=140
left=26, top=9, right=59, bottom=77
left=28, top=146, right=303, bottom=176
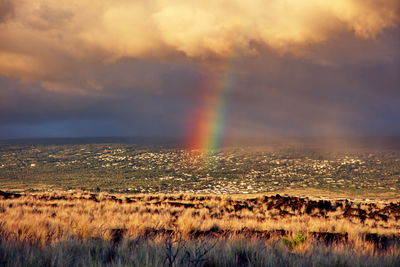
left=1, top=37, right=399, bottom=139
left=0, top=1, right=399, bottom=139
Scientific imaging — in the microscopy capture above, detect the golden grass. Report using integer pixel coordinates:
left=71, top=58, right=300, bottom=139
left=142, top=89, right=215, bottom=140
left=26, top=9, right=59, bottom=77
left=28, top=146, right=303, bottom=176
left=0, top=191, right=398, bottom=244
left=0, top=190, right=399, bottom=266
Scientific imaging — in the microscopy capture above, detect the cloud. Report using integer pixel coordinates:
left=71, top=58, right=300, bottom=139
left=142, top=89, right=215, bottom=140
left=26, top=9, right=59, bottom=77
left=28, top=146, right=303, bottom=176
left=1, top=45, right=399, bottom=139
left=153, top=0, right=400, bottom=56
left=0, top=0, right=14, bottom=23
left=0, top=0, right=399, bottom=93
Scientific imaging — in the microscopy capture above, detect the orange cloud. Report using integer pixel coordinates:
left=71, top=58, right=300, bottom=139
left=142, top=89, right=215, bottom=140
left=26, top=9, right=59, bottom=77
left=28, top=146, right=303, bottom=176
left=0, top=0, right=398, bottom=91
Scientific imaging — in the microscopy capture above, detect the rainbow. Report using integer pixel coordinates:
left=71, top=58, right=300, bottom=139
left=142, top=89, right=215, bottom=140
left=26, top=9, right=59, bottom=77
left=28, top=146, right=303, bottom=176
left=185, top=57, right=236, bottom=155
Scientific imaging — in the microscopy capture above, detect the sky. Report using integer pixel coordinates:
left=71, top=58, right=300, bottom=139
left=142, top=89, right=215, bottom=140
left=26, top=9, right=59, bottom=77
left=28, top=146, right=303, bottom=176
left=0, top=0, right=399, bottom=143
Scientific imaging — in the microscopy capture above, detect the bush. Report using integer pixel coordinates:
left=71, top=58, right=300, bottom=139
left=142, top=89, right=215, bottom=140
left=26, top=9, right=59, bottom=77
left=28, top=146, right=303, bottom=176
left=281, top=233, right=307, bottom=249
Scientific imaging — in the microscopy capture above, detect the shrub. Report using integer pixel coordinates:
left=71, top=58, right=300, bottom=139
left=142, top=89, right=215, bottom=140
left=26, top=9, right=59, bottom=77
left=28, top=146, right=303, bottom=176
left=281, top=233, right=307, bottom=249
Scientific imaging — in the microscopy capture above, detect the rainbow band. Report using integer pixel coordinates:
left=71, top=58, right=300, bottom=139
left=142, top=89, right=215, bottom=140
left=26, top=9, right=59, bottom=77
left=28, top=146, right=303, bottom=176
left=186, top=57, right=236, bottom=153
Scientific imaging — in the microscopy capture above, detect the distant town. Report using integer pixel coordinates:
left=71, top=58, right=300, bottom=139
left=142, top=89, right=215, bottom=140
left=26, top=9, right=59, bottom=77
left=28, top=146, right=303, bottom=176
left=1, top=142, right=398, bottom=194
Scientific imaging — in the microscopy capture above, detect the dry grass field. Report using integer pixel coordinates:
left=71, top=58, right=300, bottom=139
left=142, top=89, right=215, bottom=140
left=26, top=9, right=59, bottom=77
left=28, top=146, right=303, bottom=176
left=0, top=190, right=399, bottom=266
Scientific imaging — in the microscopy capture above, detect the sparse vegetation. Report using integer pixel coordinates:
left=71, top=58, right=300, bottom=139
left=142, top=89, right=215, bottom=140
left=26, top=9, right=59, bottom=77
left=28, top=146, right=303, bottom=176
left=0, top=191, right=399, bottom=266
left=0, top=140, right=399, bottom=266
